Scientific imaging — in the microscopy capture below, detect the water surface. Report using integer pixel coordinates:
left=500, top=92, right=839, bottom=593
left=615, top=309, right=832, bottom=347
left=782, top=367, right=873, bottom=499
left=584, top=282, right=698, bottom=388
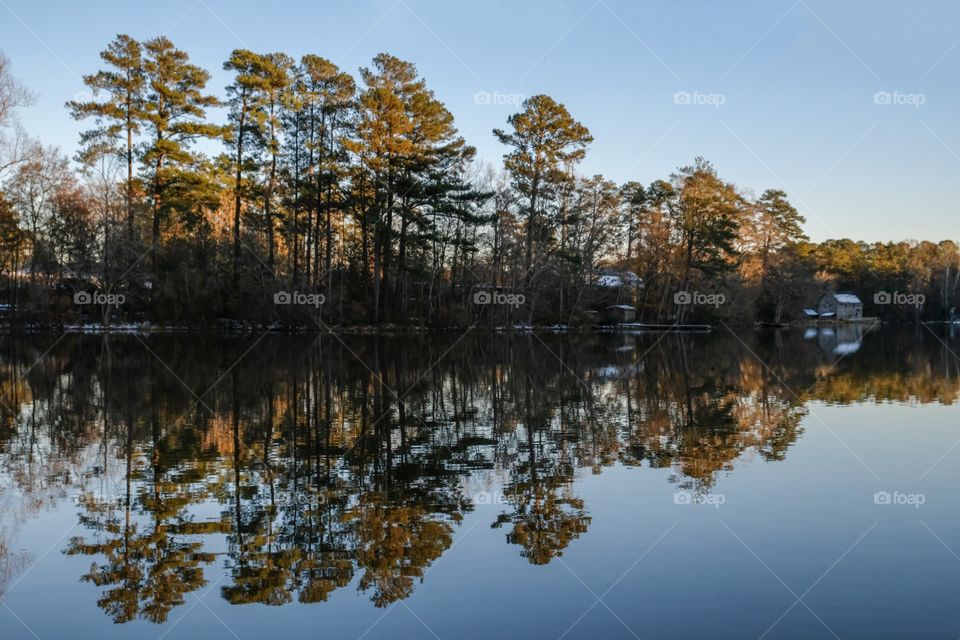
left=1, top=326, right=960, bottom=639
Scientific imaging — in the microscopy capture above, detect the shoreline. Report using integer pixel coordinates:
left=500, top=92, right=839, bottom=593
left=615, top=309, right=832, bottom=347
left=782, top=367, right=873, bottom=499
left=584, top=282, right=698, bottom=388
left=1, top=319, right=953, bottom=336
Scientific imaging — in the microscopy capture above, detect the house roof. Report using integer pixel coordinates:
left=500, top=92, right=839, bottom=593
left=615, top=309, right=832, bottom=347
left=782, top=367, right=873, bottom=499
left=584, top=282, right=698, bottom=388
left=597, top=275, right=625, bottom=287
left=596, top=273, right=644, bottom=288
left=824, top=292, right=862, bottom=305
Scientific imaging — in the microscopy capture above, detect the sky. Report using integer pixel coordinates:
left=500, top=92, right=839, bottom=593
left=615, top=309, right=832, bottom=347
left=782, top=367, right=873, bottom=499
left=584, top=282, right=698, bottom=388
left=1, top=0, right=959, bottom=243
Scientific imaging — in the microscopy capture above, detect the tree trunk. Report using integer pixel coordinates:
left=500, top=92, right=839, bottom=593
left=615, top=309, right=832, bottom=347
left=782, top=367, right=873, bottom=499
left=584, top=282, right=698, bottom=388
left=232, top=101, right=245, bottom=288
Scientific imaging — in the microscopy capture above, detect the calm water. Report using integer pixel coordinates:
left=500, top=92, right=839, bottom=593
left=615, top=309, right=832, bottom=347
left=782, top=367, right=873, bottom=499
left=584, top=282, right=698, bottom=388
left=2, top=326, right=960, bottom=639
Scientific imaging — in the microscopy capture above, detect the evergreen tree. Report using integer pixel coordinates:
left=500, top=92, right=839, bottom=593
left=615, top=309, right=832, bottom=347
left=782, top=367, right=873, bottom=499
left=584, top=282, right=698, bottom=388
left=494, top=95, right=592, bottom=288
left=68, top=34, right=145, bottom=244
left=140, top=36, right=224, bottom=282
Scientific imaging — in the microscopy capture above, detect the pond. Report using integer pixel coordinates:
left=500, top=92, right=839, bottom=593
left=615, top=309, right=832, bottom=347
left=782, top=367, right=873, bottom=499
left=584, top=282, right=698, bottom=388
left=1, top=326, right=959, bottom=639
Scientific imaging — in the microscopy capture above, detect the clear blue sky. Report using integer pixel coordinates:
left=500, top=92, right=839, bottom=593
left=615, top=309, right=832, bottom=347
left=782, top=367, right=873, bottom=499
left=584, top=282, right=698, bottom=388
left=2, top=0, right=959, bottom=242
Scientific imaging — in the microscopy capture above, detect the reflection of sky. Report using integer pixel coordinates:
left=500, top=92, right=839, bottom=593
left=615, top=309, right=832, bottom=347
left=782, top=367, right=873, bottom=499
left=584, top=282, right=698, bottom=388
left=4, top=401, right=960, bottom=639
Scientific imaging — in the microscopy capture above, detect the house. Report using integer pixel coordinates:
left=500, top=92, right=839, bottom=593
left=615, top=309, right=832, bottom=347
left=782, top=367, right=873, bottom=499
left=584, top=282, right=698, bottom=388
left=817, top=292, right=863, bottom=321
left=594, top=270, right=644, bottom=318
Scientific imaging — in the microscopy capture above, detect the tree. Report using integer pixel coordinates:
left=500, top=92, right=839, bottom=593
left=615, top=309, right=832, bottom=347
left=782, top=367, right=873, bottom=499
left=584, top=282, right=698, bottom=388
left=348, top=53, right=477, bottom=321
left=297, top=55, right=354, bottom=292
left=140, top=36, right=223, bottom=281
left=0, top=51, right=34, bottom=127
left=224, top=49, right=269, bottom=286
left=619, top=180, right=646, bottom=265
left=391, top=71, right=477, bottom=320
left=669, top=158, right=743, bottom=301
left=5, top=145, right=71, bottom=281
left=494, top=95, right=592, bottom=289
left=0, top=50, right=36, bottom=180
left=752, top=189, right=807, bottom=275
left=634, top=179, right=675, bottom=319
left=348, top=54, right=421, bottom=321
left=565, top=175, right=621, bottom=317
left=68, top=35, right=145, bottom=244
left=746, top=189, right=809, bottom=322
left=256, top=53, right=293, bottom=272
left=0, top=190, right=24, bottom=281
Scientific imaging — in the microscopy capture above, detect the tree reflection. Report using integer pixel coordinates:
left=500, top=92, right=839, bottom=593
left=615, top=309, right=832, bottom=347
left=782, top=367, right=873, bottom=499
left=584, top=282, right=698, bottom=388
left=493, top=368, right=590, bottom=564
left=347, top=492, right=455, bottom=606
left=66, top=395, right=220, bottom=623
left=0, top=328, right=954, bottom=620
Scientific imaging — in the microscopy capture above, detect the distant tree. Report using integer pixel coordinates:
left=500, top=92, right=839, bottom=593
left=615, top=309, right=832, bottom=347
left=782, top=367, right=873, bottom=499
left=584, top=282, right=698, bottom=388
left=0, top=191, right=23, bottom=279
left=752, top=189, right=807, bottom=275
left=0, top=51, right=34, bottom=127
left=564, top=175, right=621, bottom=318
left=760, top=245, right=818, bottom=323
left=619, top=180, right=646, bottom=265
left=5, top=145, right=71, bottom=281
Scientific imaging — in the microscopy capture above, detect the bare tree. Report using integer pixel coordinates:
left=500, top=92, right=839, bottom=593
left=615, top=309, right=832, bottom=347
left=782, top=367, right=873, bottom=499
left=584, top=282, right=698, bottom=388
left=0, top=51, right=37, bottom=179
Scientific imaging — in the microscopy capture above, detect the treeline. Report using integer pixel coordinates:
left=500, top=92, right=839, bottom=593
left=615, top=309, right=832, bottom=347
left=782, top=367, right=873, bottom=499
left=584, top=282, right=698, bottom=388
left=0, top=38, right=957, bottom=328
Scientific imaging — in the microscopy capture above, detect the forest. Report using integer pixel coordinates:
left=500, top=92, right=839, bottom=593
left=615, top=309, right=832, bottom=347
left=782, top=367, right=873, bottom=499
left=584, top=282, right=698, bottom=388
left=0, top=36, right=958, bottom=329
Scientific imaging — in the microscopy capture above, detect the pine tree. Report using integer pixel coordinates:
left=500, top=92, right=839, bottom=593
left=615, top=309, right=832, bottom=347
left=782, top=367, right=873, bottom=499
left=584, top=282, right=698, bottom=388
left=298, top=55, right=354, bottom=291
left=256, top=53, right=293, bottom=272
left=68, top=34, right=145, bottom=245
left=494, top=95, right=592, bottom=288
left=224, top=49, right=270, bottom=285
left=348, top=54, right=424, bottom=321
left=754, top=189, right=807, bottom=273
left=140, top=36, right=223, bottom=282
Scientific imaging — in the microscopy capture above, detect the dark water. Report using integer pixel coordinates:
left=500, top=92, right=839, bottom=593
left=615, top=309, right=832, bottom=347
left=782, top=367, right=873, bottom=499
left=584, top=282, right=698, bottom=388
left=1, top=325, right=960, bottom=639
